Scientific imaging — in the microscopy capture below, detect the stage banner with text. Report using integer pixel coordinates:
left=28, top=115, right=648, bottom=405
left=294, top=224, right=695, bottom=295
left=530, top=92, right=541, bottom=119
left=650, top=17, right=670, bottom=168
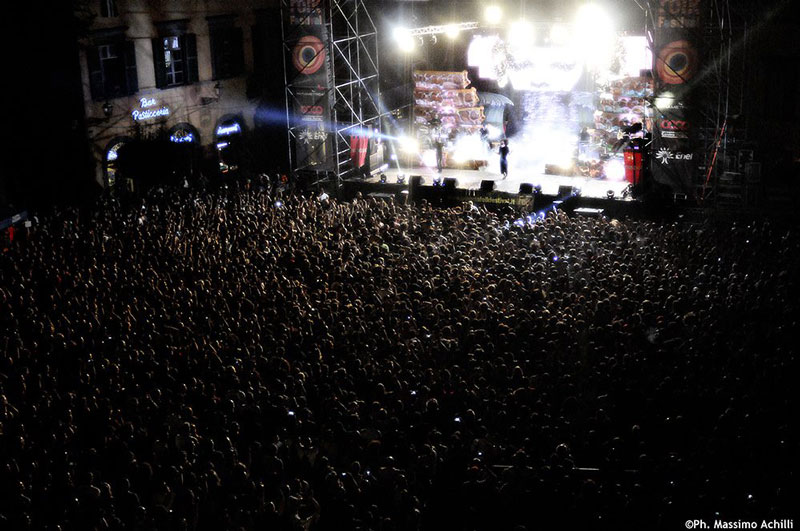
left=651, top=0, right=703, bottom=195
left=293, top=88, right=332, bottom=169
left=286, top=0, right=334, bottom=171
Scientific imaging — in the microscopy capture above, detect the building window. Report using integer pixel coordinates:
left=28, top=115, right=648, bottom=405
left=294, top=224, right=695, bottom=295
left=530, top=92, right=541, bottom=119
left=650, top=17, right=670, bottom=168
left=87, top=40, right=138, bottom=101
left=152, top=31, right=198, bottom=88
left=163, top=36, right=185, bottom=86
left=105, top=136, right=131, bottom=188
left=169, top=123, right=200, bottom=144
left=100, top=0, right=118, bottom=18
left=208, top=17, right=244, bottom=80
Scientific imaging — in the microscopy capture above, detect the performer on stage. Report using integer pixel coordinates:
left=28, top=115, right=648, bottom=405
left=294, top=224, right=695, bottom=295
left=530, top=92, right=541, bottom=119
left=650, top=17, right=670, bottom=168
left=435, top=139, right=444, bottom=173
left=499, top=139, right=509, bottom=178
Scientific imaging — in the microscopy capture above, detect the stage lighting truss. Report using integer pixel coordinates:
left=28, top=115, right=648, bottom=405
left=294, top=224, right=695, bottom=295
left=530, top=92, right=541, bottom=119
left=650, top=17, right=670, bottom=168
left=404, top=22, right=480, bottom=38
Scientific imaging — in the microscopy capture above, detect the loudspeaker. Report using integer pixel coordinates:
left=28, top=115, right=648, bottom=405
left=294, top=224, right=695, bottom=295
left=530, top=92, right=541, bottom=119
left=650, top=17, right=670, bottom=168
left=519, top=183, right=534, bottom=194
left=480, top=180, right=495, bottom=193
left=558, top=185, right=574, bottom=197
left=410, top=175, right=423, bottom=188
left=443, top=177, right=458, bottom=190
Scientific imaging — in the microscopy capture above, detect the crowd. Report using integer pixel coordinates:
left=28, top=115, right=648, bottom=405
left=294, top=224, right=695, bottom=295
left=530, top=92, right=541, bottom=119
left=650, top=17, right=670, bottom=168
left=1, top=180, right=797, bottom=530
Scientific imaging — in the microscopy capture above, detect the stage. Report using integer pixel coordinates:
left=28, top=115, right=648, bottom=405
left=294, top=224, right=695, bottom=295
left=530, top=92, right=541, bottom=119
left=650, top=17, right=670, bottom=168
left=364, top=166, right=633, bottom=200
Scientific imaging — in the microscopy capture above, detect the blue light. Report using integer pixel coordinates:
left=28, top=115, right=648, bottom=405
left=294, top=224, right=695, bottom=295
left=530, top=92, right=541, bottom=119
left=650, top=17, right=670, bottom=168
left=216, top=122, right=242, bottom=137
left=170, top=132, right=195, bottom=143
left=274, top=200, right=283, bottom=208
left=553, top=255, right=559, bottom=262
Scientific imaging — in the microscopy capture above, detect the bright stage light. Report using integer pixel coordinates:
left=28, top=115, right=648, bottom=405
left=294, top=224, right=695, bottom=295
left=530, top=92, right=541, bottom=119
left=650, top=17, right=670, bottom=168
left=605, top=159, right=626, bottom=181
left=508, top=20, right=535, bottom=61
left=399, top=136, right=419, bottom=153
left=621, top=35, right=652, bottom=77
left=484, top=5, right=502, bottom=25
left=509, top=20, right=534, bottom=47
left=654, top=91, right=676, bottom=110
left=485, top=124, right=503, bottom=140
left=468, top=35, right=502, bottom=79
left=421, top=149, right=438, bottom=168
left=549, top=23, right=571, bottom=46
left=574, top=4, right=615, bottom=69
left=445, top=24, right=461, bottom=40
left=393, top=27, right=415, bottom=52
left=451, top=133, right=485, bottom=163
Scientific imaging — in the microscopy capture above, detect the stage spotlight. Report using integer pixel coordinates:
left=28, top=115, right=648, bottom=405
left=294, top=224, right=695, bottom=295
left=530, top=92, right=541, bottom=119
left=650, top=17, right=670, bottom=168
left=380, top=173, right=387, bottom=183
left=399, top=136, right=419, bottom=154
left=549, top=23, right=570, bottom=45
left=607, top=190, right=615, bottom=199
left=509, top=20, right=535, bottom=48
left=393, top=27, right=415, bottom=52
left=534, top=184, right=542, bottom=194
left=421, top=149, right=437, bottom=168
left=604, top=159, right=625, bottom=181
left=445, top=24, right=460, bottom=40
left=575, top=4, right=614, bottom=68
left=397, top=175, right=406, bottom=184
left=433, top=176, right=442, bottom=186
left=484, top=5, right=502, bottom=25
left=654, top=91, right=676, bottom=110
left=508, top=20, right=535, bottom=62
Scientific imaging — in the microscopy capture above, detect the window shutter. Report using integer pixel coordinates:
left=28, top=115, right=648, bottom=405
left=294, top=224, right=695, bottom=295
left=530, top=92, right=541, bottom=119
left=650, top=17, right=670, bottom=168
left=185, top=33, right=199, bottom=84
left=123, top=40, right=139, bottom=95
left=209, top=31, right=221, bottom=80
left=87, top=46, right=105, bottom=100
left=152, top=38, right=167, bottom=88
left=231, top=27, right=244, bottom=76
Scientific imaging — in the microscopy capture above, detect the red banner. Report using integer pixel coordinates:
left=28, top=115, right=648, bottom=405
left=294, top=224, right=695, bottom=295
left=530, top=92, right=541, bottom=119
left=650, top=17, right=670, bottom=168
left=349, top=135, right=368, bottom=168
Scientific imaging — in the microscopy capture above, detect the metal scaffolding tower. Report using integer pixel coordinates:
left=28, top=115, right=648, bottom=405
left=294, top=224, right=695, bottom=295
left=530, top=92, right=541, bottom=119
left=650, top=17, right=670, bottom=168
left=281, top=0, right=382, bottom=181
left=643, top=0, right=751, bottom=207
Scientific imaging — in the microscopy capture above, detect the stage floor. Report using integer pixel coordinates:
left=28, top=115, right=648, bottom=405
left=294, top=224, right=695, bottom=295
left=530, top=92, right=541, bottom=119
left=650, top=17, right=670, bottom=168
left=367, top=167, right=633, bottom=200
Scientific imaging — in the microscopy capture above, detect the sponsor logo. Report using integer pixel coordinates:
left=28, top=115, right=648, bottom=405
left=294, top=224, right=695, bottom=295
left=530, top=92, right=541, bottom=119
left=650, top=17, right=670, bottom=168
left=661, top=119, right=689, bottom=131
left=662, top=131, right=689, bottom=139
left=301, top=105, right=324, bottom=115
left=656, top=148, right=694, bottom=165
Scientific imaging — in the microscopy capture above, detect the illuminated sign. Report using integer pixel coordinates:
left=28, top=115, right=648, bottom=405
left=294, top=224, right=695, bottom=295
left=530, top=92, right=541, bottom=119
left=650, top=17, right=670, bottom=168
left=170, top=129, right=195, bottom=143
left=132, top=97, right=170, bottom=121
left=215, top=122, right=242, bottom=137
left=107, top=143, right=124, bottom=161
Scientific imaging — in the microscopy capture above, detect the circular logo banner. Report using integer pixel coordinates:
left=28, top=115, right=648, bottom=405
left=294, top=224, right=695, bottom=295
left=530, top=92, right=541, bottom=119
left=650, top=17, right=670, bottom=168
left=656, top=40, right=698, bottom=85
left=292, top=36, right=326, bottom=76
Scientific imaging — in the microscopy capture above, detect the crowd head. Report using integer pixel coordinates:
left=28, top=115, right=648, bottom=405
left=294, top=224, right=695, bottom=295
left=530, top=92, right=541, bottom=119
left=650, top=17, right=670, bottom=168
left=1, top=180, right=796, bottom=529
